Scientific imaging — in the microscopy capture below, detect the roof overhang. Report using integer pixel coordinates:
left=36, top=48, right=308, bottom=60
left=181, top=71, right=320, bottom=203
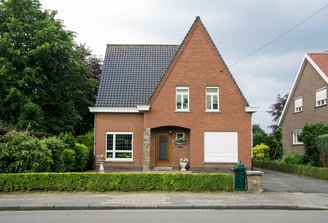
left=89, top=105, right=150, bottom=113
left=245, top=106, right=260, bottom=113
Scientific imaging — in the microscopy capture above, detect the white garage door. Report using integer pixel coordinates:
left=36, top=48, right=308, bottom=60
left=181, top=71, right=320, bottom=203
left=204, top=132, right=238, bottom=163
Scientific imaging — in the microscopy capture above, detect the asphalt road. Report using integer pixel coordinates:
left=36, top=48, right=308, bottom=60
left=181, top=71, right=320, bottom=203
left=1, top=210, right=328, bottom=223
left=260, top=169, right=328, bottom=193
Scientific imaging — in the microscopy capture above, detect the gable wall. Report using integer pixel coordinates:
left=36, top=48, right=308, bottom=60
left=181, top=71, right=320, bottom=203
left=145, top=22, right=252, bottom=168
left=282, top=61, right=328, bottom=153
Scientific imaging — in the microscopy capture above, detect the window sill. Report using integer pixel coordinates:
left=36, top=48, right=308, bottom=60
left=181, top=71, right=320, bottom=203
left=175, top=110, right=190, bottom=113
left=205, top=110, right=220, bottom=113
left=315, top=104, right=327, bottom=109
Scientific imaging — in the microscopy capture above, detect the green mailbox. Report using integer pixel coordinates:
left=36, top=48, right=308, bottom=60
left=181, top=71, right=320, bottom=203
left=232, top=161, right=246, bottom=191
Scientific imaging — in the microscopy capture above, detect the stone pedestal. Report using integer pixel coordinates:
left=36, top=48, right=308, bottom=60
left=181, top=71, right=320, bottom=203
left=246, top=171, right=264, bottom=193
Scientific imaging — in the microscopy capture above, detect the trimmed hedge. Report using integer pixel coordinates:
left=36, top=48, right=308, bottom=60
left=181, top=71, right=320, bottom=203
left=254, top=160, right=328, bottom=181
left=0, top=172, right=233, bottom=192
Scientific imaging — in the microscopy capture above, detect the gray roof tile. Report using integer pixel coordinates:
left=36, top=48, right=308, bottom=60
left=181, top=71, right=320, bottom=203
left=96, top=44, right=179, bottom=107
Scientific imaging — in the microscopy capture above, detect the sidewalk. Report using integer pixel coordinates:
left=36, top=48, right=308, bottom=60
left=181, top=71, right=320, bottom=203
left=1, top=192, right=328, bottom=210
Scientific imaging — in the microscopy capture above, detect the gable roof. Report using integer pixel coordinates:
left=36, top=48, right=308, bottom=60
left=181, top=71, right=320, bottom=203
left=93, top=17, right=250, bottom=113
left=95, top=44, right=179, bottom=108
left=150, top=16, right=249, bottom=106
left=308, top=53, right=328, bottom=79
left=278, top=52, right=328, bottom=125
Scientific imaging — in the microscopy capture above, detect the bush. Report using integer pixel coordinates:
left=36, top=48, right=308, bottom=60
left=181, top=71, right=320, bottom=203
left=0, top=172, right=233, bottom=192
left=75, top=131, right=94, bottom=169
left=253, top=143, right=270, bottom=161
left=254, top=160, right=328, bottom=181
left=40, top=136, right=67, bottom=172
left=0, top=131, right=52, bottom=173
left=298, top=123, right=328, bottom=166
left=280, top=153, right=303, bottom=165
left=63, top=149, right=75, bottom=172
left=74, top=143, right=90, bottom=171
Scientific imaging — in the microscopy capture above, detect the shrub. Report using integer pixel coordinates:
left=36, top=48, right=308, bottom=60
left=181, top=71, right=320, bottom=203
left=75, top=131, right=94, bottom=169
left=0, top=131, right=52, bottom=173
left=253, top=143, right=270, bottom=161
left=40, top=136, right=67, bottom=172
left=0, top=172, right=233, bottom=192
left=298, top=123, right=328, bottom=166
left=254, top=160, right=328, bottom=181
left=63, top=149, right=75, bottom=172
left=280, top=153, right=303, bottom=165
left=74, top=143, right=90, bottom=171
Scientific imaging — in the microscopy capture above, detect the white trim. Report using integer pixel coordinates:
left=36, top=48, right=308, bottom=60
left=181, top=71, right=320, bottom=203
left=244, top=106, right=259, bottom=113
left=89, top=105, right=150, bottom=113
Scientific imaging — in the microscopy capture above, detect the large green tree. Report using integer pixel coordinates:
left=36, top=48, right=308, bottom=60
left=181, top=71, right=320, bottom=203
left=0, top=0, right=96, bottom=134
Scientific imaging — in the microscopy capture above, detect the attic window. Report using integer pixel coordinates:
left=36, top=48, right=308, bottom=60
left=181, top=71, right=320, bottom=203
left=206, top=87, right=219, bottom=111
left=176, top=87, right=189, bottom=111
left=294, top=97, right=303, bottom=113
left=315, top=87, right=327, bottom=107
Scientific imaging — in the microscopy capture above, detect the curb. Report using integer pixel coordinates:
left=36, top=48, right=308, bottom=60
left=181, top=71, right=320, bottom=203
left=1, top=205, right=327, bottom=211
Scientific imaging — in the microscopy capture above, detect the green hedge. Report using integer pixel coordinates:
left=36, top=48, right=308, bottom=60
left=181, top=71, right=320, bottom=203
left=254, top=160, right=328, bottom=181
left=0, top=172, right=233, bottom=192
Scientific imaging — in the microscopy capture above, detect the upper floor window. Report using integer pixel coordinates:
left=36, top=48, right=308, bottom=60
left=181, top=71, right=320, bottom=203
left=294, top=97, right=303, bottom=113
left=176, top=87, right=189, bottom=111
left=292, top=130, right=303, bottom=145
left=315, top=87, right=327, bottom=107
left=206, top=87, right=219, bottom=111
left=106, top=132, right=133, bottom=161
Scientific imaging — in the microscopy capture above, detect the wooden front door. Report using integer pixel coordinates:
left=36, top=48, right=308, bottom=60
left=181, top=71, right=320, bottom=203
left=155, top=134, right=171, bottom=167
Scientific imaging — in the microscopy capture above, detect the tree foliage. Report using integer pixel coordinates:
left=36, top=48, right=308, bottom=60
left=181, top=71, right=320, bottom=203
left=267, top=93, right=288, bottom=126
left=0, top=130, right=52, bottom=172
left=253, top=143, right=270, bottom=161
left=298, top=123, right=328, bottom=166
left=252, top=124, right=283, bottom=160
left=0, top=0, right=97, bottom=134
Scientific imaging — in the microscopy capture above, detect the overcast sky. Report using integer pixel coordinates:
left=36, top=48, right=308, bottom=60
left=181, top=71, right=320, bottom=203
left=40, top=0, right=328, bottom=132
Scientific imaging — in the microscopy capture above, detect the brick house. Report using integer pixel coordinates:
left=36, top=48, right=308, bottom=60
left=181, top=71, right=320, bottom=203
left=89, top=17, right=258, bottom=171
left=279, top=53, right=328, bottom=154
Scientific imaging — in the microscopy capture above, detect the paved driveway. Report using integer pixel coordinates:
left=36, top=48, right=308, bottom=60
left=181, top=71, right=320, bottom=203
left=260, top=169, right=328, bottom=193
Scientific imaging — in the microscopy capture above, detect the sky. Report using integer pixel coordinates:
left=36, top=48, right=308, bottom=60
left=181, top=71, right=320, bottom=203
left=40, top=0, right=328, bottom=132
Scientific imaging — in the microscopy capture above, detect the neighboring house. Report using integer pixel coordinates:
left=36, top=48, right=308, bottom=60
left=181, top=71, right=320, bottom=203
left=89, top=17, right=258, bottom=171
left=279, top=53, right=328, bottom=154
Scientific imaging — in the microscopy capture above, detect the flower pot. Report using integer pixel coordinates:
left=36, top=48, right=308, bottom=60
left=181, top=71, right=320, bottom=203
left=179, top=158, right=188, bottom=171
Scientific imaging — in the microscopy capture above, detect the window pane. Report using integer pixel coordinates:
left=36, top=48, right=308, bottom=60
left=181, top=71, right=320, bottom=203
left=206, top=88, right=217, bottom=93
left=116, top=152, right=132, bottom=159
left=106, top=152, right=113, bottom=159
left=176, top=95, right=182, bottom=109
left=116, top=134, right=132, bottom=150
left=177, top=88, right=188, bottom=93
left=213, top=95, right=218, bottom=109
left=206, top=95, right=211, bottom=109
left=107, top=134, right=113, bottom=150
left=183, top=95, right=188, bottom=109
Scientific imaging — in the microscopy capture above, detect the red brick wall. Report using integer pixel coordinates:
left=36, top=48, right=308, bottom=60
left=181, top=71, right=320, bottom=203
left=145, top=22, right=252, bottom=168
left=94, top=113, right=144, bottom=168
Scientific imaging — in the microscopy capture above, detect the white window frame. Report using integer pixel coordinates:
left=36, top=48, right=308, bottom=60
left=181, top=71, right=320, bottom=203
left=204, top=132, right=238, bottom=163
left=315, top=87, right=327, bottom=107
left=176, top=86, right=189, bottom=112
left=294, top=97, right=303, bottom=113
left=106, top=132, right=133, bottom=161
left=292, top=130, right=303, bottom=145
left=206, top=87, right=219, bottom=112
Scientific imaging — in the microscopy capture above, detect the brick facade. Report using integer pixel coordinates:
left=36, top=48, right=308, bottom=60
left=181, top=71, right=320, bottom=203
left=92, top=17, right=255, bottom=171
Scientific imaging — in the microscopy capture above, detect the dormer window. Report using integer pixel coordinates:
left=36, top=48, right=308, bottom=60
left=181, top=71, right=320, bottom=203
left=315, top=87, right=327, bottom=107
left=294, top=97, right=303, bottom=113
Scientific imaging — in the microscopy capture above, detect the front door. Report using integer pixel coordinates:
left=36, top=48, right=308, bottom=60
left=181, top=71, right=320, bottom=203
left=155, top=134, right=171, bottom=167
